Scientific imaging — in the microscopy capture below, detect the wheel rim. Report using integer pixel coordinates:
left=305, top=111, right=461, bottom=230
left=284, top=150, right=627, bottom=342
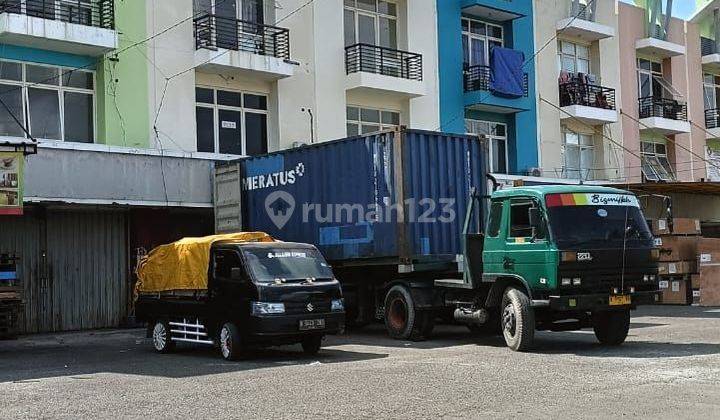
left=502, top=304, right=517, bottom=338
left=152, top=323, right=166, bottom=351
left=220, top=326, right=232, bottom=359
left=388, top=297, right=408, bottom=331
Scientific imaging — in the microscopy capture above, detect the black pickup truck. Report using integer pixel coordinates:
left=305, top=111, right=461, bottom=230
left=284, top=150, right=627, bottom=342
left=135, top=241, right=345, bottom=360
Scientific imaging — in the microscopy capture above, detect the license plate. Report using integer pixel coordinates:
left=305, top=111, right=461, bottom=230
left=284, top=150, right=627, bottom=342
left=299, top=319, right=325, bottom=331
left=609, top=295, right=631, bottom=306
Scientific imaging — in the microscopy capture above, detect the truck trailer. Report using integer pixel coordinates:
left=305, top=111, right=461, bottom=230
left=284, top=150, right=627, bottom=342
left=215, top=129, right=660, bottom=351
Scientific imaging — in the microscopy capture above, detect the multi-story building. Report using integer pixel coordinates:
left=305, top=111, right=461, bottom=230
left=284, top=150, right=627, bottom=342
left=437, top=0, right=538, bottom=176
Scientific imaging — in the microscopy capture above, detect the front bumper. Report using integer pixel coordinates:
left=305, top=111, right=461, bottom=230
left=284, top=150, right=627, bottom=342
left=249, top=311, right=345, bottom=338
left=545, top=291, right=661, bottom=311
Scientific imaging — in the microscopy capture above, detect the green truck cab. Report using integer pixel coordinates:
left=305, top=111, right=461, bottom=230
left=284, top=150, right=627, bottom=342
left=386, top=185, right=660, bottom=351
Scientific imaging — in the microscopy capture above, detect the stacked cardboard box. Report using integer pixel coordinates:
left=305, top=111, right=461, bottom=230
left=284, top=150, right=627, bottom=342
left=651, top=218, right=701, bottom=305
left=696, top=238, right=720, bottom=306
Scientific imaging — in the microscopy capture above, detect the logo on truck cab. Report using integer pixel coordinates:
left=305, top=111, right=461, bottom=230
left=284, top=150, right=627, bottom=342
left=242, top=163, right=305, bottom=191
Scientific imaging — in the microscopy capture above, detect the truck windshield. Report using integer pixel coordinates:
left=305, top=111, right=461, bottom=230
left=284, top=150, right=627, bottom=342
left=241, top=247, right=334, bottom=283
left=545, top=193, right=654, bottom=249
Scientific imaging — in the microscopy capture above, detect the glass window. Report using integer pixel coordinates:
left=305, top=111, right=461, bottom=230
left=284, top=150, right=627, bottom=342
left=214, top=250, right=243, bottom=280
left=0, top=61, right=21, bottom=81
left=465, top=119, right=508, bottom=174
left=463, top=18, right=503, bottom=67
left=563, top=130, right=594, bottom=180
left=28, top=88, right=61, bottom=140
left=26, top=65, right=59, bottom=85
left=195, top=87, right=268, bottom=156
left=487, top=201, right=503, bottom=237
left=62, top=70, right=93, bottom=89
left=346, top=106, right=400, bottom=135
left=345, top=0, right=398, bottom=48
left=637, top=59, right=664, bottom=99
left=641, top=140, right=674, bottom=181
left=557, top=40, right=590, bottom=76
left=0, top=84, right=24, bottom=137
left=509, top=199, right=533, bottom=238
left=63, top=92, right=93, bottom=143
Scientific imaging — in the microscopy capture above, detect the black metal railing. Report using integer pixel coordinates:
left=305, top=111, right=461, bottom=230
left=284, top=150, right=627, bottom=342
left=570, top=5, right=594, bottom=22
left=706, top=108, right=720, bottom=129
left=345, top=43, right=423, bottom=81
left=463, top=64, right=528, bottom=96
left=638, top=96, right=687, bottom=121
left=194, top=14, right=290, bottom=60
left=702, top=36, right=717, bottom=56
left=559, top=81, right=616, bottom=110
left=0, top=0, right=114, bottom=29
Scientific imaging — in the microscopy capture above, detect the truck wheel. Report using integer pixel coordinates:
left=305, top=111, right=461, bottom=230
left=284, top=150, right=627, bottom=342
left=593, top=309, right=630, bottom=346
left=301, top=335, right=323, bottom=355
left=219, top=322, right=244, bottom=361
left=152, top=320, right=175, bottom=353
left=501, top=288, right=535, bottom=352
left=383, top=285, right=435, bottom=341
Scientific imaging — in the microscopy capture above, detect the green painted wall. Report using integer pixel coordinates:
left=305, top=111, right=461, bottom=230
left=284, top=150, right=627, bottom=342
left=96, top=0, right=150, bottom=148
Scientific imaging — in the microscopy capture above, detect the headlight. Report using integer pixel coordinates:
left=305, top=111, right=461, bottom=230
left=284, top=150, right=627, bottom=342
left=251, top=302, right=285, bottom=315
left=561, top=277, right=572, bottom=286
left=643, top=274, right=649, bottom=282
left=572, top=277, right=581, bottom=286
left=331, top=298, right=344, bottom=312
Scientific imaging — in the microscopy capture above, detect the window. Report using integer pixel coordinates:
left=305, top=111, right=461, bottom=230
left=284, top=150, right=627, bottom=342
left=704, top=73, right=720, bottom=111
left=509, top=199, right=533, bottom=238
left=563, top=130, right=594, bottom=180
left=487, top=201, right=503, bottom=237
left=637, top=59, right=664, bottom=99
left=195, top=87, right=268, bottom=156
left=641, top=141, right=674, bottom=181
left=0, top=60, right=95, bottom=142
left=465, top=119, right=507, bottom=174
left=462, top=18, right=503, bottom=67
left=346, top=106, right=400, bottom=136
left=193, top=0, right=264, bottom=23
left=557, top=40, right=590, bottom=76
left=344, top=0, right=397, bottom=48
left=214, top=249, right=243, bottom=280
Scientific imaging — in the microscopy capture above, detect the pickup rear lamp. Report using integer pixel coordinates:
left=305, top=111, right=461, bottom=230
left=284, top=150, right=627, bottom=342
left=561, top=278, right=572, bottom=286
left=572, top=278, right=581, bottom=286
left=561, top=251, right=577, bottom=262
left=650, top=248, right=660, bottom=261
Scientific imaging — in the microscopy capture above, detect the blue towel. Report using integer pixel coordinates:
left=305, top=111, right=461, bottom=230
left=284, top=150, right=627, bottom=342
left=490, top=47, right=525, bottom=98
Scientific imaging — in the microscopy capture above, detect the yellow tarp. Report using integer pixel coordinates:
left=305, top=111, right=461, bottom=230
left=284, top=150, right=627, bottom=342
left=135, top=232, right=274, bottom=293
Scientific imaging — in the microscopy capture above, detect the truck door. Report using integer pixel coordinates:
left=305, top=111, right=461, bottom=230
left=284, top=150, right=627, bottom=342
left=211, top=248, right=253, bottom=322
left=481, top=199, right=507, bottom=274
left=503, top=197, right=552, bottom=292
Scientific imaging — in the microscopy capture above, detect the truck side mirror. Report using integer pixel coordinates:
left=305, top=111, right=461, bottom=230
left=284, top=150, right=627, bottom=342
left=230, top=267, right=244, bottom=281
left=528, top=207, right=541, bottom=229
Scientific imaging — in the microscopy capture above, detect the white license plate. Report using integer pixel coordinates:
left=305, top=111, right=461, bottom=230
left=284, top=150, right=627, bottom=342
left=299, top=319, right=325, bottom=331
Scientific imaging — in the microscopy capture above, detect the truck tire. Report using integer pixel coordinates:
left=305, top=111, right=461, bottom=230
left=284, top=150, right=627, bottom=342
left=151, top=320, right=175, bottom=353
left=219, top=322, right=244, bottom=361
left=593, top=309, right=630, bottom=346
left=500, top=288, right=535, bottom=352
left=383, top=284, right=435, bottom=341
left=301, top=335, right=323, bottom=355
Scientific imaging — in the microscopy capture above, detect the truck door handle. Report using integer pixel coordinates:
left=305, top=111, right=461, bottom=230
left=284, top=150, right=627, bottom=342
left=503, top=257, right=515, bottom=269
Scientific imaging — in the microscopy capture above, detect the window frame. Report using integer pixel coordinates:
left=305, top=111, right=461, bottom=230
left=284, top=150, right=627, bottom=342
left=703, top=73, right=720, bottom=111
left=465, top=119, right=508, bottom=174
left=562, top=128, right=594, bottom=180
left=0, top=59, right=96, bottom=143
left=507, top=197, right=535, bottom=239
left=557, top=39, right=590, bottom=76
left=462, top=17, right=504, bottom=67
left=346, top=105, right=400, bottom=136
left=213, top=248, right=244, bottom=281
left=195, top=85, right=268, bottom=155
left=344, top=0, right=398, bottom=48
left=641, top=140, right=674, bottom=181
left=637, top=58, right=664, bottom=99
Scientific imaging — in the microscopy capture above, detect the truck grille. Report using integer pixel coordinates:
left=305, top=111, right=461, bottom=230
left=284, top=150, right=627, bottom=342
left=284, top=299, right=332, bottom=315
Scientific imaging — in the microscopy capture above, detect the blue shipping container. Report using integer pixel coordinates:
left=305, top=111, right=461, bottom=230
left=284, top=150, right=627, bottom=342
left=218, top=129, right=487, bottom=264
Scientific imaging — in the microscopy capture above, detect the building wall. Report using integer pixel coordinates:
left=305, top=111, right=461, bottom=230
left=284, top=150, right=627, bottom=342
left=437, top=0, right=538, bottom=175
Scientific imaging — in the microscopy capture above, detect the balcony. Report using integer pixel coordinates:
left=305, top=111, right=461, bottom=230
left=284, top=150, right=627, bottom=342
left=705, top=108, right=720, bottom=139
left=638, top=97, right=691, bottom=135
left=635, top=36, right=685, bottom=59
left=463, top=64, right=530, bottom=113
left=559, top=81, right=617, bottom=125
left=193, top=14, right=294, bottom=80
left=464, top=64, right=528, bottom=95
left=344, top=43, right=424, bottom=98
left=555, top=8, right=614, bottom=42
left=701, top=37, right=720, bottom=72
left=0, top=0, right=117, bottom=56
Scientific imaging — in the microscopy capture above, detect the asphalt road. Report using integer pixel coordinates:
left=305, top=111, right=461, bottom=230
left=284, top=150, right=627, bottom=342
left=1, top=305, right=719, bottom=419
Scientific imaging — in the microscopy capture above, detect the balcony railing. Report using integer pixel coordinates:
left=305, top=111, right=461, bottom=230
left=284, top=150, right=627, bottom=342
left=194, top=14, right=290, bottom=60
left=638, top=96, right=687, bottom=121
left=702, top=36, right=717, bottom=56
left=559, top=82, right=616, bottom=110
left=706, top=108, right=720, bottom=129
left=345, top=43, right=423, bottom=81
left=0, top=0, right=114, bottom=29
left=463, top=64, right=528, bottom=96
